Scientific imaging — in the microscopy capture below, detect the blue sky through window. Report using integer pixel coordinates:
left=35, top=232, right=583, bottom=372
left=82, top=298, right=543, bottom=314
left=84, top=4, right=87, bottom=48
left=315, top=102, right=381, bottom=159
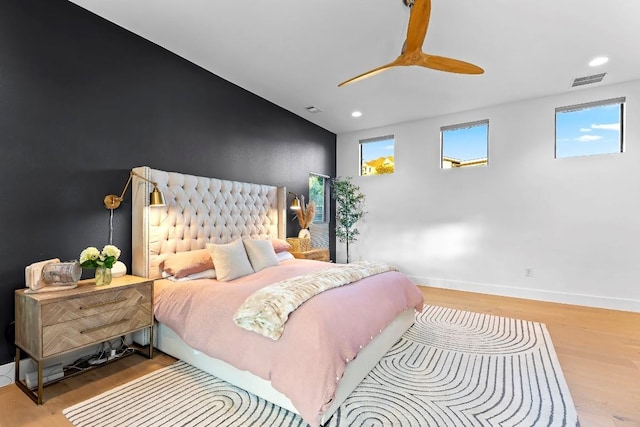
left=441, top=122, right=488, bottom=162
left=555, top=102, right=623, bottom=158
left=361, top=138, right=394, bottom=161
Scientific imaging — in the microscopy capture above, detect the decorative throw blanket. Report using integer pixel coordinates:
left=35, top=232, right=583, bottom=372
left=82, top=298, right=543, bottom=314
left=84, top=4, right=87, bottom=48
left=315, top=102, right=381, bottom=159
left=233, top=260, right=397, bottom=339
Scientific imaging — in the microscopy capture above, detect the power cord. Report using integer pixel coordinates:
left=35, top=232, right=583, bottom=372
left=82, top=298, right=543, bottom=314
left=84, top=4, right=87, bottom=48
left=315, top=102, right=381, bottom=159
left=88, top=341, right=111, bottom=365
left=111, top=336, right=134, bottom=359
left=64, top=337, right=134, bottom=372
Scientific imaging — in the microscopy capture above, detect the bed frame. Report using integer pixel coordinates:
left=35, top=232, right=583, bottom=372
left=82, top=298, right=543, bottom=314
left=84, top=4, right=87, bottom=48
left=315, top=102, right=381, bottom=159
left=131, top=166, right=414, bottom=424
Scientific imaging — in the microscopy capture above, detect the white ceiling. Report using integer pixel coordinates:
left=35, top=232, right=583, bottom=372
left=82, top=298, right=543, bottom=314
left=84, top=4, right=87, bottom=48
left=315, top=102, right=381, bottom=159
left=68, top=0, right=640, bottom=134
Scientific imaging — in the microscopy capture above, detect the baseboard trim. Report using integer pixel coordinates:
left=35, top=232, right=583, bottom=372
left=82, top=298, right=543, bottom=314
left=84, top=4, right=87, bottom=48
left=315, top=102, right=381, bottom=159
left=410, top=276, right=640, bottom=313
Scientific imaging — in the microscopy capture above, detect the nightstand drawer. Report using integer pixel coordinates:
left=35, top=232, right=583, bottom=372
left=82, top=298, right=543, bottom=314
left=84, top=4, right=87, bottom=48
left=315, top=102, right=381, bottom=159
left=42, top=303, right=152, bottom=357
left=41, top=285, right=151, bottom=327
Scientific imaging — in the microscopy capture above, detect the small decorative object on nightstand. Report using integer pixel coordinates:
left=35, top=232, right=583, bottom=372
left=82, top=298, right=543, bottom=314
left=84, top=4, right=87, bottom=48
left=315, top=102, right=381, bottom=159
left=14, top=275, right=154, bottom=404
left=25, top=259, right=81, bottom=293
left=288, top=191, right=316, bottom=238
left=79, top=245, right=121, bottom=286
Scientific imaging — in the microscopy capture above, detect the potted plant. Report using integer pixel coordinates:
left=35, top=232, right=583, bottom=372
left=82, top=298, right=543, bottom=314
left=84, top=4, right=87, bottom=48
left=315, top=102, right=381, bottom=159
left=294, top=196, right=316, bottom=239
left=332, top=176, right=366, bottom=263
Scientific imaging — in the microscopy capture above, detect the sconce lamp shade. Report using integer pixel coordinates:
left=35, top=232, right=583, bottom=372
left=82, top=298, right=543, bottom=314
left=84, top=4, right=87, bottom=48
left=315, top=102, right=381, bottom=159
left=290, top=196, right=301, bottom=211
left=149, top=187, right=166, bottom=206
left=288, top=191, right=302, bottom=210
left=104, top=170, right=165, bottom=209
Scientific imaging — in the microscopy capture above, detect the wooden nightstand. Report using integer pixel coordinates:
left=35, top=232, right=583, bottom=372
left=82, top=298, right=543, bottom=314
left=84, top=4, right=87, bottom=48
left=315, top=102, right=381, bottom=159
left=291, top=248, right=330, bottom=262
left=14, top=275, right=154, bottom=404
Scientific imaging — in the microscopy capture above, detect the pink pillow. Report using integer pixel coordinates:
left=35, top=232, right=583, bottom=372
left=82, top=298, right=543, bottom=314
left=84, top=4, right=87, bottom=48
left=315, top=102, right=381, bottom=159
left=271, top=239, right=292, bottom=253
left=161, top=249, right=214, bottom=279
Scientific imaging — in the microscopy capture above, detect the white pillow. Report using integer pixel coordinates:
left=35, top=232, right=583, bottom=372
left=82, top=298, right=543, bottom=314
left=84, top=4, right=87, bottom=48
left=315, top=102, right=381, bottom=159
left=243, top=239, right=279, bottom=272
left=206, top=240, right=254, bottom=282
left=276, top=251, right=295, bottom=262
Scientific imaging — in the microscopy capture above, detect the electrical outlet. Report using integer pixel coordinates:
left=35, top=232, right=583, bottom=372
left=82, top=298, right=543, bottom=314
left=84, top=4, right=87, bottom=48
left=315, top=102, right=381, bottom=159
left=525, top=267, right=533, bottom=277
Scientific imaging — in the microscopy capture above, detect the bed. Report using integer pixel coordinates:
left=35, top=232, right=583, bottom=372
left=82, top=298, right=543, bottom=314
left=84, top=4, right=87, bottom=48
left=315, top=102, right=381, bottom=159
left=130, top=166, right=424, bottom=426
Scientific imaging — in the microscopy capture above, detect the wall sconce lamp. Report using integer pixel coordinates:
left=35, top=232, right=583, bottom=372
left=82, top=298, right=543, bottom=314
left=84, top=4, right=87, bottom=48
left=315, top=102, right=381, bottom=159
left=104, top=170, right=166, bottom=210
left=288, top=191, right=302, bottom=211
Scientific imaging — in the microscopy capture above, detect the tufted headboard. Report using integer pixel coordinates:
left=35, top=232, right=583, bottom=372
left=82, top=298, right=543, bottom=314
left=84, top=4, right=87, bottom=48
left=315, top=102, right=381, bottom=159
left=131, top=166, right=286, bottom=279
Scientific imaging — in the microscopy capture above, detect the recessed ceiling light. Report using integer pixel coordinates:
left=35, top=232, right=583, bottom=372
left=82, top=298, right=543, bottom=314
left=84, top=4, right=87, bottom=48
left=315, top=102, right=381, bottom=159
left=351, top=111, right=362, bottom=118
left=589, top=56, right=609, bottom=67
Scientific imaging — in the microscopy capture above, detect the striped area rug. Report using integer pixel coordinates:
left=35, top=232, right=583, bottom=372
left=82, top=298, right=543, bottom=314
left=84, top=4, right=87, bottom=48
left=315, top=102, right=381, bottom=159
left=63, top=306, right=579, bottom=426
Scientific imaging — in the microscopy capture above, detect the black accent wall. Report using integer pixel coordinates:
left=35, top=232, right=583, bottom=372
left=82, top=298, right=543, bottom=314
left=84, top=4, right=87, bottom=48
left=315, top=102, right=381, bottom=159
left=0, top=0, right=336, bottom=364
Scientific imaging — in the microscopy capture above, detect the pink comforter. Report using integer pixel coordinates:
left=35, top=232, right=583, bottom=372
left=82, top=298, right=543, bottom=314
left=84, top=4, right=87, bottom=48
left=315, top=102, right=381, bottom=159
left=154, top=259, right=424, bottom=426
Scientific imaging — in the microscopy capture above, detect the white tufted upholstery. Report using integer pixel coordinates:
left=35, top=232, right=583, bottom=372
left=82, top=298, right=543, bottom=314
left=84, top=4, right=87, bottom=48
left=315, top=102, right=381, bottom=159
left=132, top=167, right=286, bottom=279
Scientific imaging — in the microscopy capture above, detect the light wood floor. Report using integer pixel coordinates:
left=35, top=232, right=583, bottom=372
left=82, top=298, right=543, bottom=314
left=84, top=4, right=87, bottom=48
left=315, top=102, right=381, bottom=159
left=1, top=286, right=638, bottom=426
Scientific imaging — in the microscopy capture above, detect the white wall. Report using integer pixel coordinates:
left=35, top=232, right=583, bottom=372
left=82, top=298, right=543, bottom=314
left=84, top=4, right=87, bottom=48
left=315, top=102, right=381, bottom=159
left=336, top=80, right=640, bottom=312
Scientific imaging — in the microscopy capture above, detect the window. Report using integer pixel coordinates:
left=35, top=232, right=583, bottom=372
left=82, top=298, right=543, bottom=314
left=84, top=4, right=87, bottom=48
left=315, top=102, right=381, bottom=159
left=441, top=120, right=489, bottom=169
left=555, top=98, right=624, bottom=158
left=360, top=136, right=395, bottom=176
left=309, top=173, right=328, bottom=223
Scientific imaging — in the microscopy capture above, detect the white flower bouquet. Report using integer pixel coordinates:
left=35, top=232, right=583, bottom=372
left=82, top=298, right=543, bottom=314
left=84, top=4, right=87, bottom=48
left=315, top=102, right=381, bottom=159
left=79, top=245, right=121, bottom=269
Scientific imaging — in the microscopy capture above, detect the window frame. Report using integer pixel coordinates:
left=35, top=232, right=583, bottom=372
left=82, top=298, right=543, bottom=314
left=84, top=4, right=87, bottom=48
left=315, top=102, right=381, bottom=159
left=359, top=135, right=395, bottom=176
left=554, top=97, right=625, bottom=159
left=308, top=172, right=329, bottom=224
left=440, top=119, right=489, bottom=169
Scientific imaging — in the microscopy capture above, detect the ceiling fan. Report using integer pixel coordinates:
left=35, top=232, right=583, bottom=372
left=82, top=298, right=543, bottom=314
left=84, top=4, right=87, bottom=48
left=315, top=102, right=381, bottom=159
left=338, top=0, right=484, bottom=87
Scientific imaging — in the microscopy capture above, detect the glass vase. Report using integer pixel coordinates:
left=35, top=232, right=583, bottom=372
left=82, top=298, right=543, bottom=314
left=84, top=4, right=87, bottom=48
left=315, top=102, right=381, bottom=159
left=94, top=266, right=112, bottom=286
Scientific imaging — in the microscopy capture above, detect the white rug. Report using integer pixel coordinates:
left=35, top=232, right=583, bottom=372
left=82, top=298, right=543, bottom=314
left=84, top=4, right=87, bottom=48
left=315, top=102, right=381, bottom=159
left=64, top=305, right=579, bottom=426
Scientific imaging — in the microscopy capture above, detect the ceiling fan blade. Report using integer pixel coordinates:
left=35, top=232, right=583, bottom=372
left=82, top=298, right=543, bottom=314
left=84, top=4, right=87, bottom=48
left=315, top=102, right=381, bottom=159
left=338, top=0, right=483, bottom=86
left=338, top=59, right=401, bottom=87
left=416, top=53, right=484, bottom=74
left=404, top=0, right=431, bottom=53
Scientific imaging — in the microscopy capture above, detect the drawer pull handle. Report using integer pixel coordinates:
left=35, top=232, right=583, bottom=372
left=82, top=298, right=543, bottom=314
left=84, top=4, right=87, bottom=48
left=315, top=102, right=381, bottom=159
left=79, top=297, right=127, bottom=310
left=80, top=319, right=130, bottom=334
